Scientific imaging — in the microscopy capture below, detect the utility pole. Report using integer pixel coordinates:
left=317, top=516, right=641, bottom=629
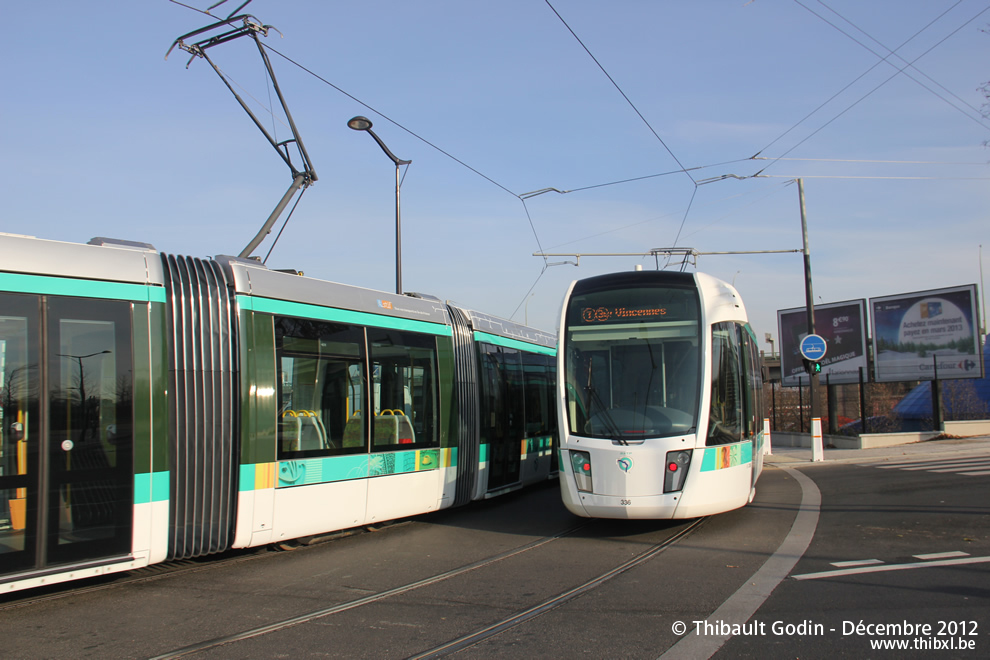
left=799, top=179, right=824, bottom=462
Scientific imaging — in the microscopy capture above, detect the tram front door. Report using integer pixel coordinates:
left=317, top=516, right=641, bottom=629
left=0, top=294, right=133, bottom=578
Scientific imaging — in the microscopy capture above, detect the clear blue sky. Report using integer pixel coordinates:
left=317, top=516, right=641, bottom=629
left=2, top=1, right=988, bottom=345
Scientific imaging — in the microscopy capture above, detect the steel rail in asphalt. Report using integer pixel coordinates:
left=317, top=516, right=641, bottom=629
left=149, top=522, right=591, bottom=659
left=407, top=517, right=709, bottom=660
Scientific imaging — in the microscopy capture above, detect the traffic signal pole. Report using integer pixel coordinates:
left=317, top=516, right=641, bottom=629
left=799, top=179, right=824, bottom=462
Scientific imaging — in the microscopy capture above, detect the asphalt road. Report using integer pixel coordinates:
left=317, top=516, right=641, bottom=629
left=715, top=439, right=990, bottom=659
left=1, top=437, right=986, bottom=659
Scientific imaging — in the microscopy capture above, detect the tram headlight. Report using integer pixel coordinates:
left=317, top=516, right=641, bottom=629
left=663, top=450, right=691, bottom=493
left=569, top=450, right=593, bottom=492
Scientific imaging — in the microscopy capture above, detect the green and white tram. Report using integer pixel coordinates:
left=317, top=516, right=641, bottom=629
left=556, top=270, right=765, bottom=519
left=0, top=233, right=556, bottom=593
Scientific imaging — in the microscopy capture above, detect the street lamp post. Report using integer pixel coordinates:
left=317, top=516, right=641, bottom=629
left=347, top=116, right=411, bottom=295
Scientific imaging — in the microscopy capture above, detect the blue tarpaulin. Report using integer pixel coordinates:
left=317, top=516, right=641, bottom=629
left=893, top=336, right=990, bottom=420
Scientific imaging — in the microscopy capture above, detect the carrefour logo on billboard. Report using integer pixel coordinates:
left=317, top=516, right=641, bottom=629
left=871, top=284, right=982, bottom=383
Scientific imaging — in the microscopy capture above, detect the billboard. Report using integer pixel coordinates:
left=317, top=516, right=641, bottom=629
left=777, top=300, right=868, bottom=387
left=870, top=284, right=983, bottom=383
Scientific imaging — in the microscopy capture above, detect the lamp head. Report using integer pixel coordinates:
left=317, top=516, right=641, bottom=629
left=347, top=116, right=373, bottom=131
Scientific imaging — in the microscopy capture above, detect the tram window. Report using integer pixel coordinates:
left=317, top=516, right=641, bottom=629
left=276, top=318, right=366, bottom=457
left=707, top=322, right=743, bottom=446
left=749, top=331, right=765, bottom=430
left=479, top=345, right=504, bottom=443
left=545, top=359, right=558, bottom=436
left=564, top=283, right=702, bottom=440
left=565, top=339, right=698, bottom=440
left=739, top=326, right=758, bottom=439
left=523, top=353, right=552, bottom=436
left=479, top=344, right=526, bottom=440
left=0, top=300, right=37, bottom=554
left=368, top=329, right=438, bottom=450
left=565, top=349, right=610, bottom=435
left=51, top=319, right=126, bottom=454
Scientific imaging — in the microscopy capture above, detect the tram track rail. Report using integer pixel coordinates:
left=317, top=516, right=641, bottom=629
left=408, top=517, right=707, bottom=659
left=0, top=550, right=268, bottom=612
left=150, top=521, right=592, bottom=659
left=0, top=522, right=399, bottom=612
left=149, top=516, right=707, bottom=659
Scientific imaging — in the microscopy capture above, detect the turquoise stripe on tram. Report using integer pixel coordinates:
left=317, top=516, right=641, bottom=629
left=268, top=448, right=443, bottom=488
left=473, top=331, right=555, bottom=356
left=134, top=471, right=170, bottom=504
left=240, top=295, right=453, bottom=336
left=0, top=272, right=167, bottom=302
left=700, top=441, right=754, bottom=472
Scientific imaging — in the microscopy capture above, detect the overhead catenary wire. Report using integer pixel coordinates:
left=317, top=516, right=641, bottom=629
left=169, top=0, right=252, bottom=20
left=801, top=0, right=990, bottom=131
left=220, top=28, right=700, bottom=318
left=260, top=41, right=552, bottom=274
left=233, top=30, right=989, bottom=306
left=168, top=2, right=987, bottom=324
left=542, top=0, right=704, bottom=263
left=754, top=0, right=956, bottom=159
left=191, top=5, right=988, bottom=233
left=261, top=43, right=518, bottom=199
left=753, top=1, right=990, bottom=173
left=542, top=0, right=697, bottom=188
left=754, top=157, right=990, bottom=165
left=757, top=174, right=990, bottom=180
left=260, top=25, right=706, bottom=314
left=164, top=1, right=990, bottom=199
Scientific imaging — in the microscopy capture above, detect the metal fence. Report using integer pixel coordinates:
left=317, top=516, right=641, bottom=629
left=764, top=378, right=990, bottom=436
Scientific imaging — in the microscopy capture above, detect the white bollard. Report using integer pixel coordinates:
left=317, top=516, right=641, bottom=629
left=811, top=417, right=824, bottom=462
left=763, top=417, right=772, bottom=455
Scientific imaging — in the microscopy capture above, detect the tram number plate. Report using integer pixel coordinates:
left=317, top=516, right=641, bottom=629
left=620, top=499, right=632, bottom=506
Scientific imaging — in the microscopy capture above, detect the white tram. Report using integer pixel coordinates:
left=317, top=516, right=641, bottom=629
left=0, top=233, right=557, bottom=593
left=556, top=270, right=765, bottom=519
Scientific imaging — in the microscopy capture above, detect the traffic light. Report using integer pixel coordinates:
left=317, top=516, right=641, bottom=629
left=802, top=358, right=822, bottom=374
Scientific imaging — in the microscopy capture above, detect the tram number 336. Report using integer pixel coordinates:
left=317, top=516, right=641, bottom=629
left=620, top=499, right=632, bottom=506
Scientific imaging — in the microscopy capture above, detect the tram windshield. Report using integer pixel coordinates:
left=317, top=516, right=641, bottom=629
left=564, top=282, right=701, bottom=440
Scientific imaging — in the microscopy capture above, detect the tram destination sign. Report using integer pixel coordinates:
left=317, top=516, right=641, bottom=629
left=580, top=305, right=669, bottom=323
left=570, top=284, right=700, bottom=328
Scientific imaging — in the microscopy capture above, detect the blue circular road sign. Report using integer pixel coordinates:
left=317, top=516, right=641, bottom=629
left=800, top=333, right=827, bottom=361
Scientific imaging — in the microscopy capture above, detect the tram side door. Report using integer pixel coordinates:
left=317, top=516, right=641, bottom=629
left=0, top=294, right=40, bottom=575
left=0, top=294, right=134, bottom=578
left=46, top=298, right=134, bottom=566
left=481, top=345, right=523, bottom=491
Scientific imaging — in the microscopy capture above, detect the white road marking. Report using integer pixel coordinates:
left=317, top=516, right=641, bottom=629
left=864, top=456, right=990, bottom=476
left=899, top=461, right=990, bottom=471
left=792, top=555, right=990, bottom=581
left=830, top=559, right=883, bottom=568
left=659, top=467, right=821, bottom=660
left=913, top=551, right=970, bottom=560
